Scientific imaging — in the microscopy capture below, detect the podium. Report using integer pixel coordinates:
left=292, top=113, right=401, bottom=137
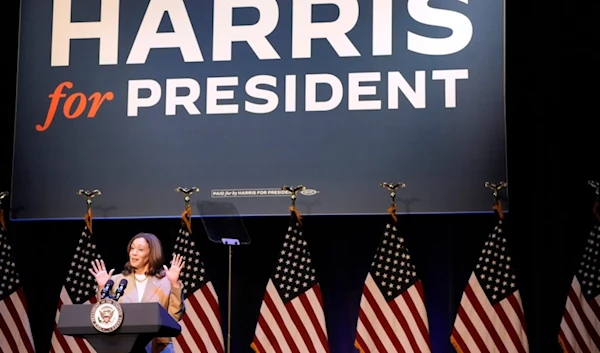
left=57, top=302, right=182, bottom=353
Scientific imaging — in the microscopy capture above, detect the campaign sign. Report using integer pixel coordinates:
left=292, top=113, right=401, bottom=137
left=12, top=0, right=505, bottom=220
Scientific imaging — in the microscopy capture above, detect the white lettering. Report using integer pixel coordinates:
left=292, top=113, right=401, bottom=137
left=372, top=0, right=392, bottom=56
left=166, top=78, right=201, bottom=115
left=51, top=0, right=120, bottom=66
left=213, top=0, right=280, bottom=61
left=407, top=0, right=473, bottom=55
left=285, top=75, right=297, bottom=112
left=206, top=77, right=239, bottom=114
left=388, top=71, right=427, bottom=109
left=245, top=75, right=278, bottom=114
left=126, top=71, right=467, bottom=117
left=432, top=69, right=468, bottom=108
left=127, top=0, right=203, bottom=64
left=348, top=72, right=381, bottom=110
left=388, top=71, right=426, bottom=109
left=305, top=74, right=343, bottom=112
left=52, top=0, right=477, bottom=66
left=292, top=0, right=360, bottom=59
left=127, top=79, right=162, bottom=116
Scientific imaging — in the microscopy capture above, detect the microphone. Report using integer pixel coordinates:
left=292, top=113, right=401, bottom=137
left=113, top=279, right=128, bottom=301
left=100, top=279, right=114, bottom=300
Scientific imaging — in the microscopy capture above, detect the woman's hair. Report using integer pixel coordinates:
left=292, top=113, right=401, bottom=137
left=122, top=232, right=166, bottom=278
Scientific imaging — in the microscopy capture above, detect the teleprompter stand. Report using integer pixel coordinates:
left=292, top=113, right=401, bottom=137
left=197, top=200, right=251, bottom=353
left=57, top=302, right=181, bottom=353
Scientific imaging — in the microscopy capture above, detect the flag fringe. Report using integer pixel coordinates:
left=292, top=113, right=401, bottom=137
left=493, top=200, right=504, bottom=219
left=354, top=339, right=365, bottom=353
left=290, top=205, right=302, bottom=224
left=387, top=205, right=397, bottom=223
left=84, top=208, right=93, bottom=234
left=181, top=204, right=192, bottom=233
left=557, top=335, right=569, bottom=353
left=0, top=209, right=5, bottom=231
left=250, top=342, right=260, bottom=353
left=450, top=335, right=464, bottom=353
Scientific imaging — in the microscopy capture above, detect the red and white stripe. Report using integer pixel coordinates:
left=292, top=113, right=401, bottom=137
left=50, top=286, right=97, bottom=353
left=558, top=277, right=600, bottom=353
left=0, top=288, right=35, bottom=353
left=173, top=282, right=225, bottom=353
left=451, top=273, right=529, bottom=353
left=355, top=274, right=431, bottom=352
left=251, top=280, right=329, bottom=353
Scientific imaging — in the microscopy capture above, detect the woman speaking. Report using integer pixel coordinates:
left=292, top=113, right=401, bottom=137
left=89, top=232, right=186, bottom=353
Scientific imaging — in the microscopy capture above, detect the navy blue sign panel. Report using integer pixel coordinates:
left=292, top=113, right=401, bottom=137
left=12, top=0, right=505, bottom=220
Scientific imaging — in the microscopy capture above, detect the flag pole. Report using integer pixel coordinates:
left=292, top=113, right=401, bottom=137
left=77, top=189, right=101, bottom=233
left=175, top=187, right=200, bottom=202
left=251, top=184, right=330, bottom=352
left=355, top=182, right=432, bottom=353
left=381, top=182, right=406, bottom=222
left=281, top=185, right=306, bottom=221
left=179, top=186, right=234, bottom=351
left=0, top=191, right=8, bottom=231
left=175, top=187, right=199, bottom=233
left=587, top=180, right=600, bottom=221
left=558, top=181, right=600, bottom=352
left=451, top=182, right=529, bottom=352
left=484, top=181, right=507, bottom=218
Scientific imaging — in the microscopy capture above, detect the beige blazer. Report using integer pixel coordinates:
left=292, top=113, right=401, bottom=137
left=97, top=273, right=185, bottom=352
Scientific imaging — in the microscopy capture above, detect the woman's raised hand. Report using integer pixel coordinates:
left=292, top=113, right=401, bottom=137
left=164, top=254, right=185, bottom=286
left=89, top=259, right=114, bottom=289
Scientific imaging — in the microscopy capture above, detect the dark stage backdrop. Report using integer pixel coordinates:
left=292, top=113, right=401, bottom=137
left=1, top=207, right=598, bottom=353
left=0, top=213, right=541, bottom=352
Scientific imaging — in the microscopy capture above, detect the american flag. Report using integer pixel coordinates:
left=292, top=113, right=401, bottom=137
left=50, top=223, right=101, bottom=353
left=251, top=212, right=330, bottom=353
left=558, top=223, right=600, bottom=353
left=450, top=218, right=529, bottom=353
left=0, top=220, right=36, bottom=352
left=354, top=220, right=431, bottom=352
left=172, top=209, right=225, bottom=353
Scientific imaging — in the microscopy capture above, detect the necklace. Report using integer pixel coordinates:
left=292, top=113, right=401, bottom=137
left=134, top=274, right=147, bottom=283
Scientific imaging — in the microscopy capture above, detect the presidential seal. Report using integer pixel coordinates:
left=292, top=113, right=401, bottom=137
left=90, top=298, right=124, bottom=333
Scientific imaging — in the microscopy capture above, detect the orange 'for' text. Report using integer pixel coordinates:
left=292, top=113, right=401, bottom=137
left=36, top=81, right=114, bottom=132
